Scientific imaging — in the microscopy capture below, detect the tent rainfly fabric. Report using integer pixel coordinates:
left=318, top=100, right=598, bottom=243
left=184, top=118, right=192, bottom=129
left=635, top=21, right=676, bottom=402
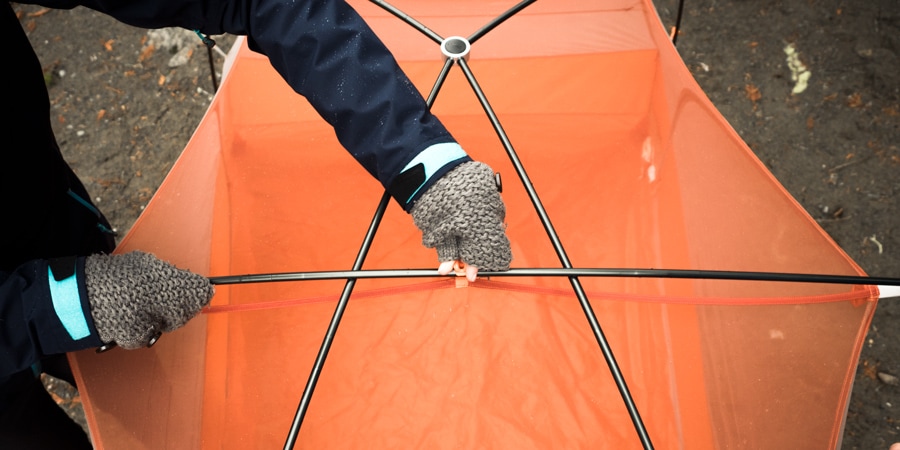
left=70, top=0, right=883, bottom=448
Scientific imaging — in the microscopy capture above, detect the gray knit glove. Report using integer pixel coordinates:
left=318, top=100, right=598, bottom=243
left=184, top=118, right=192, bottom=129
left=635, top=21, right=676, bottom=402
left=85, top=251, right=214, bottom=349
left=411, top=161, right=512, bottom=274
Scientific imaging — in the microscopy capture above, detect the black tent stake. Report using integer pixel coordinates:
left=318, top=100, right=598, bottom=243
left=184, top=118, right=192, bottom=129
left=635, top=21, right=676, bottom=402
left=193, top=30, right=219, bottom=92
left=671, top=0, right=686, bottom=46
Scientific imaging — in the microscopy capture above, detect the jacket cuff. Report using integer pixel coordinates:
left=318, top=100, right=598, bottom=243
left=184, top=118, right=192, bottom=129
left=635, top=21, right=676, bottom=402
left=387, top=142, right=471, bottom=211
left=33, top=257, right=103, bottom=354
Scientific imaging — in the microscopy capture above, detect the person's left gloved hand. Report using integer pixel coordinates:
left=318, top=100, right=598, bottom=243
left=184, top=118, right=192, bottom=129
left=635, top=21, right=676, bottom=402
left=411, top=161, right=512, bottom=281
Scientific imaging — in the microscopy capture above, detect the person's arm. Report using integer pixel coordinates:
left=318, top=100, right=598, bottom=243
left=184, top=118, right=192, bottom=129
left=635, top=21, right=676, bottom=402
left=25, top=0, right=512, bottom=272
left=237, top=0, right=471, bottom=210
left=0, top=252, right=213, bottom=379
left=27, top=0, right=469, bottom=210
left=0, top=258, right=101, bottom=378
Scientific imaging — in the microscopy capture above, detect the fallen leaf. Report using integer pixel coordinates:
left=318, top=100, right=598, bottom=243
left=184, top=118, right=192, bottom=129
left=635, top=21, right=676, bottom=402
left=139, top=44, right=156, bottom=63
left=91, top=177, right=125, bottom=188
left=745, top=83, right=761, bottom=103
left=806, top=116, right=815, bottom=130
left=104, top=85, right=123, bottom=96
left=96, top=109, right=106, bottom=121
left=104, top=39, right=114, bottom=52
left=832, top=207, right=844, bottom=219
left=883, top=106, right=899, bottom=116
left=27, top=8, right=50, bottom=17
left=158, top=74, right=166, bottom=86
left=47, top=390, right=64, bottom=405
left=823, top=93, right=838, bottom=102
left=863, top=360, right=879, bottom=380
left=847, top=93, right=863, bottom=108
left=137, top=187, right=154, bottom=202
left=26, top=19, right=36, bottom=32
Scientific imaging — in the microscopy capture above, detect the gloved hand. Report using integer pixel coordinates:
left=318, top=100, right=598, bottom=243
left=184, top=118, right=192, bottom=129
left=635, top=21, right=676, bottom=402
left=411, top=161, right=512, bottom=281
left=85, top=251, right=214, bottom=349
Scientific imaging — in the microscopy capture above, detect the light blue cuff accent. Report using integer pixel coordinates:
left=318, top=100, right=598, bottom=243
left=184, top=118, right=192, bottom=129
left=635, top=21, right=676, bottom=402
left=401, top=142, right=468, bottom=202
left=31, top=361, right=42, bottom=378
left=47, top=266, right=91, bottom=341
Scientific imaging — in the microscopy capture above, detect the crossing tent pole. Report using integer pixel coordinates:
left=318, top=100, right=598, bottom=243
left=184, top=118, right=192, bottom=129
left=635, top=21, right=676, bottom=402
left=427, top=58, right=454, bottom=106
left=283, top=192, right=391, bottom=450
left=210, top=267, right=900, bottom=287
left=455, top=57, right=654, bottom=450
left=442, top=7, right=653, bottom=444
left=467, top=0, right=539, bottom=44
left=364, top=1, right=654, bottom=447
left=370, top=0, right=443, bottom=44
left=369, top=0, right=456, bottom=107
left=283, top=19, right=453, bottom=446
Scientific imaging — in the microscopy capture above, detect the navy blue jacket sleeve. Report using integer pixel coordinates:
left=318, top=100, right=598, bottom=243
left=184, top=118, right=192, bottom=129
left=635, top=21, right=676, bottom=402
left=0, top=258, right=102, bottom=379
left=26, top=0, right=469, bottom=209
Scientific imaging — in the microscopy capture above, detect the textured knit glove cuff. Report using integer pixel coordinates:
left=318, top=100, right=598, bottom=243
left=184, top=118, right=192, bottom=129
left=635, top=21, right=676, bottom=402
left=435, top=242, right=461, bottom=264
left=411, top=161, right=512, bottom=271
left=85, top=251, right=214, bottom=349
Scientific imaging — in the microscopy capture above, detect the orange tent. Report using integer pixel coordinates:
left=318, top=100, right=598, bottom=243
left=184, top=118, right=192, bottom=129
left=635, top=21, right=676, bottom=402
left=71, top=1, right=880, bottom=448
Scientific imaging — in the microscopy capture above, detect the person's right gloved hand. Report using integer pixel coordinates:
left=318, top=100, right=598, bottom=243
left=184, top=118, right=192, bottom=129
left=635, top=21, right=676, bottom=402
left=85, top=251, right=214, bottom=349
left=411, top=161, right=512, bottom=281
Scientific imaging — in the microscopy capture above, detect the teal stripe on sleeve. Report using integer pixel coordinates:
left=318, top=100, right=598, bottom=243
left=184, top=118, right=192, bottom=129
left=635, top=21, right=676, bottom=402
left=401, top=142, right=467, bottom=203
left=47, top=266, right=91, bottom=340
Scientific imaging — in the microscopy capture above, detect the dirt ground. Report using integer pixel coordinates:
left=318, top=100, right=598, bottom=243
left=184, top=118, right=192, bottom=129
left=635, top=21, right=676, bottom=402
left=13, top=0, right=899, bottom=448
left=653, top=1, right=900, bottom=448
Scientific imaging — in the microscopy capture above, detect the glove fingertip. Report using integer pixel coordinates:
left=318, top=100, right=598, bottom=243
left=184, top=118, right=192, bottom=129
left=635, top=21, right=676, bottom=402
left=204, top=284, right=216, bottom=306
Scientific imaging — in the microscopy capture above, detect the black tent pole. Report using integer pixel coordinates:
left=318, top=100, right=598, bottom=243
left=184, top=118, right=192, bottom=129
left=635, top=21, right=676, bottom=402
left=285, top=1, right=652, bottom=447
left=369, top=0, right=538, bottom=48
left=282, top=192, right=390, bottom=450
left=455, top=58, right=654, bottom=449
left=282, top=40, right=453, bottom=448
left=671, top=0, right=686, bottom=46
left=370, top=0, right=443, bottom=44
left=211, top=267, right=900, bottom=288
left=452, top=2, right=653, bottom=443
left=467, top=0, right=539, bottom=43
left=192, top=30, right=220, bottom=92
